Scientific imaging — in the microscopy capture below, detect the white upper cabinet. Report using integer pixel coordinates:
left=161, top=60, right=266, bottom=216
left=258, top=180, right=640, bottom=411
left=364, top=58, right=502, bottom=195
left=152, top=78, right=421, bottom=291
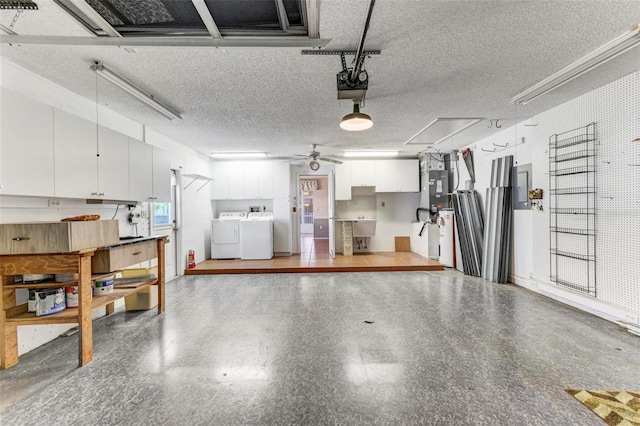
left=152, top=147, right=171, bottom=202
left=395, top=159, right=419, bottom=192
left=53, top=109, right=99, bottom=199
left=54, top=110, right=133, bottom=200
left=350, top=160, right=376, bottom=186
left=97, top=126, right=129, bottom=200
left=0, top=89, right=55, bottom=197
left=271, top=161, right=290, bottom=199
left=334, top=162, right=351, bottom=200
left=375, top=159, right=419, bottom=192
left=211, top=161, right=277, bottom=200
left=244, top=161, right=273, bottom=199
left=128, top=138, right=153, bottom=202
left=211, top=162, right=231, bottom=200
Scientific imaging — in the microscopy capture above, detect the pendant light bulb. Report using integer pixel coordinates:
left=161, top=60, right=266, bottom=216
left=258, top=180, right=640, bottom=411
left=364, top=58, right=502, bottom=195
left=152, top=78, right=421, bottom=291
left=340, top=101, right=373, bottom=131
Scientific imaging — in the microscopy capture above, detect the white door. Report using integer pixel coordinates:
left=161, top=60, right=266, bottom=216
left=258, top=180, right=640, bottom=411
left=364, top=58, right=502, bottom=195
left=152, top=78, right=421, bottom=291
left=328, top=169, right=336, bottom=259
left=151, top=170, right=178, bottom=280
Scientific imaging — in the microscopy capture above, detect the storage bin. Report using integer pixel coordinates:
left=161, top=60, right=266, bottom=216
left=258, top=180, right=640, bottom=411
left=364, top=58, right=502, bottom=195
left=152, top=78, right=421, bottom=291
left=35, top=288, right=66, bottom=316
left=125, top=285, right=158, bottom=311
left=93, top=276, right=114, bottom=296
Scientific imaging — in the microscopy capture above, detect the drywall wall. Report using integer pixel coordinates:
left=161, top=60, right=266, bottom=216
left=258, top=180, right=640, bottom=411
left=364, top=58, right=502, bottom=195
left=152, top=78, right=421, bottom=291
left=458, top=69, right=640, bottom=325
left=0, top=59, right=212, bottom=358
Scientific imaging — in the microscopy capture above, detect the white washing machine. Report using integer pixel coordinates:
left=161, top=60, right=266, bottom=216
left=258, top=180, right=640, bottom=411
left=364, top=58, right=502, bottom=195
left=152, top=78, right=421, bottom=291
left=240, top=212, right=274, bottom=260
left=211, top=212, right=247, bottom=259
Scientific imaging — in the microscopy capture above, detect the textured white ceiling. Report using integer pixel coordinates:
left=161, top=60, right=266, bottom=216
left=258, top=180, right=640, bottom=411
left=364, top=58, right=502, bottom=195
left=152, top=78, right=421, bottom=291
left=1, top=0, right=639, bottom=158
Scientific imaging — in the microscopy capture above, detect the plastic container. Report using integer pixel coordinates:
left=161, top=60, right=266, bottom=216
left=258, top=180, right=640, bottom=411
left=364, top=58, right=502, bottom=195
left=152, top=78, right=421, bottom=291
left=125, top=285, right=158, bottom=311
left=93, top=276, right=114, bottom=296
left=35, top=288, right=66, bottom=316
left=65, top=286, right=79, bottom=308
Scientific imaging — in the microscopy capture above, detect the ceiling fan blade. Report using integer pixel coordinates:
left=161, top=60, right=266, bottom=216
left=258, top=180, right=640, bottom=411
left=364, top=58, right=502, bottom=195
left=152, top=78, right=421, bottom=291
left=293, top=154, right=311, bottom=158
left=318, top=156, right=343, bottom=164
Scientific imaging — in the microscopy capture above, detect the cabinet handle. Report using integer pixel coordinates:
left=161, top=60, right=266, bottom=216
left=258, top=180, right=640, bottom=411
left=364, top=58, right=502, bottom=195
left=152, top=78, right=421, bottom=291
left=91, top=192, right=99, bottom=196
left=132, top=251, right=142, bottom=255
left=12, top=237, right=30, bottom=241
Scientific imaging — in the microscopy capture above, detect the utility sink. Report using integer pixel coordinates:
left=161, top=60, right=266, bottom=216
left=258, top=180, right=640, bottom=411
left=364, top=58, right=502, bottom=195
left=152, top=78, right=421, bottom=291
left=352, top=219, right=376, bottom=237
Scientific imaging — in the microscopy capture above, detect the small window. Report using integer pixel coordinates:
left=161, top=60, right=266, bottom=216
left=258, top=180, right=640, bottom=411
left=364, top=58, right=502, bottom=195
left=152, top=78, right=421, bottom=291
left=152, top=202, right=172, bottom=228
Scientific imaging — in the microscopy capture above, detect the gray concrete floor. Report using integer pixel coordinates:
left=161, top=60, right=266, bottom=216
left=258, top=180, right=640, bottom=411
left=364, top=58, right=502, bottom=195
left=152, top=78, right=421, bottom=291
left=1, top=270, right=639, bottom=425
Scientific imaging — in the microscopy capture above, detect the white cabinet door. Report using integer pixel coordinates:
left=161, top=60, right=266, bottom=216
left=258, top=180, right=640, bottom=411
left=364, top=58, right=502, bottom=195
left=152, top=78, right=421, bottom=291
left=272, top=161, right=290, bottom=199
left=98, top=126, right=129, bottom=200
left=350, top=160, right=376, bottom=186
left=152, top=147, right=171, bottom=202
left=258, top=161, right=273, bottom=199
left=273, top=197, right=291, bottom=254
left=228, top=162, right=245, bottom=199
left=0, top=89, right=55, bottom=197
left=362, top=160, right=376, bottom=186
left=374, top=160, right=419, bottom=192
left=244, top=161, right=260, bottom=199
left=374, top=160, right=396, bottom=192
left=54, top=109, right=98, bottom=198
left=396, top=159, right=419, bottom=192
left=211, top=162, right=230, bottom=200
left=129, top=138, right=153, bottom=202
left=334, top=162, right=351, bottom=200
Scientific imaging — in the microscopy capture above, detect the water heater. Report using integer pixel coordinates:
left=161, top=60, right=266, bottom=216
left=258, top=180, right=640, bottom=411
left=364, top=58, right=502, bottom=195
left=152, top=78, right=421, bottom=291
left=438, top=208, right=455, bottom=267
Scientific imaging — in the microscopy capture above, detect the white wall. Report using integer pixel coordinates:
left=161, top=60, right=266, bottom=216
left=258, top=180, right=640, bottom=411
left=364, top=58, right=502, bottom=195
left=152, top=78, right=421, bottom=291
left=457, top=69, right=640, bottom=326
left=0, top=59, right=212, bottom=357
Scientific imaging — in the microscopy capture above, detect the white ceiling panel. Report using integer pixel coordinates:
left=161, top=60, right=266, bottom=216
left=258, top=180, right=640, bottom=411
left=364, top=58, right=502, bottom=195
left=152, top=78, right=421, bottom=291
left=1, top=0, right=639, bottom=157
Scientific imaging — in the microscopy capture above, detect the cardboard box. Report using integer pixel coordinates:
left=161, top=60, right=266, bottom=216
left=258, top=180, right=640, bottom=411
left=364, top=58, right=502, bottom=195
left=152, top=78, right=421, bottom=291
left=125, top=285, right=158, bottom=311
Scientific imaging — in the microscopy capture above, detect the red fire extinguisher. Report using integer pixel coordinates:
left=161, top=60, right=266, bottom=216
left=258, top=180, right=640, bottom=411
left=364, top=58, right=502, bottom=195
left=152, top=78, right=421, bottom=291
left=187, top=250, right=196, bottom=269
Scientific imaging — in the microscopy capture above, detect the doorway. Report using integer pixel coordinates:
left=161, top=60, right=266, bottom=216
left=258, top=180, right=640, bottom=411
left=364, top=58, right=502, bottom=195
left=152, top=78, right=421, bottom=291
left=151, top=169, right=180, bottom=280
left=298, top=175, right=330, bottom=258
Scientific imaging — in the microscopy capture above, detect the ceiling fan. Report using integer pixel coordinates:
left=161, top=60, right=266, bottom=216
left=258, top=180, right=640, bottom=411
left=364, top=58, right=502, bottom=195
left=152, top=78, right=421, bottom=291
left=293, top=144, right=343, bottom=170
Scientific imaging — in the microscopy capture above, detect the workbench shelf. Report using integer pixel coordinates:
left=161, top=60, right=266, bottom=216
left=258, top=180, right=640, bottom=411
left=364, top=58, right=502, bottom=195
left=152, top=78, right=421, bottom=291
left=549, top=122, right=597, bottom=297
left=0, top=236, right=167, bottom=369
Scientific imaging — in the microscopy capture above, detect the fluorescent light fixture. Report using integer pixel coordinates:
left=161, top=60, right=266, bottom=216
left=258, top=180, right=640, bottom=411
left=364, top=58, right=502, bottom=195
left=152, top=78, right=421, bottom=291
left=90, top=61, right=181, bottom=120
left=340, top=100, right=373, bottom=131
left=404, top=118, right=483, bottom=146
left=344, top=151, right=398, bottom=157
left=0, top=1, right=38, bottom=10
left=512, top=24, right=640, bottom=105
left=211, top=152, right=267, bottom=159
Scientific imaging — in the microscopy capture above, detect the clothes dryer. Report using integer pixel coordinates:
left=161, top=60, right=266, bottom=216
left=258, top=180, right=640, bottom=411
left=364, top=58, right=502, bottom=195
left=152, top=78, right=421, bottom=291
left=211, top=212, right=247, bottom=259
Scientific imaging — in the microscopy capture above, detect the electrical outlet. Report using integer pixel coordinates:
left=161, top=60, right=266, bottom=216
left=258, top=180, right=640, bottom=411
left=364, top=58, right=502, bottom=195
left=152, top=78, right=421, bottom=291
left=128, top=213, right=141, bottom=224
left=140, top=210, right=149, bottom=219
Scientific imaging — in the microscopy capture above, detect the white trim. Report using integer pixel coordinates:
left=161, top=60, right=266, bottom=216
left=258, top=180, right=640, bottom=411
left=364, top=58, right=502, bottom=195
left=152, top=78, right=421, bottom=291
left=510, top=274, right=640, bottom=326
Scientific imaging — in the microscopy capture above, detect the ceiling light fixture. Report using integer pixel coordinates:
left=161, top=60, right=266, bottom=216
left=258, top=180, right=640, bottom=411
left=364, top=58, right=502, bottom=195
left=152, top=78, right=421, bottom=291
left=211, top=152, right=267, bottom=159
left=344, top=151, right=398, bottom=157
left=512, top=24, right=640, bottom=105
left=340, top=100, right=373, bottom=131
left=90, top=61, right=181, bottom=120
left=0, top=1, right=38, bottom=10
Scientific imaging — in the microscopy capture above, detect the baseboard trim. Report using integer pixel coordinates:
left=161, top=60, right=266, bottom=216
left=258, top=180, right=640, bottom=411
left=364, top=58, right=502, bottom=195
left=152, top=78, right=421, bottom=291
left=509, top=274, right=640, bottom=327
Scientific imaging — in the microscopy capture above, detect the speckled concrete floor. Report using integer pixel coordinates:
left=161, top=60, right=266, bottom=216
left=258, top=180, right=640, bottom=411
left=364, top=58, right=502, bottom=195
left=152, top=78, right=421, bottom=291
left=1, top=270, right=639, bottom=425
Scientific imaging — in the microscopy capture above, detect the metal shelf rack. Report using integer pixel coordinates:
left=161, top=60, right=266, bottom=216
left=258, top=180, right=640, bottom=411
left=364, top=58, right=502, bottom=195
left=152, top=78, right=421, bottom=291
left=549, top=122, right=597, bottom=296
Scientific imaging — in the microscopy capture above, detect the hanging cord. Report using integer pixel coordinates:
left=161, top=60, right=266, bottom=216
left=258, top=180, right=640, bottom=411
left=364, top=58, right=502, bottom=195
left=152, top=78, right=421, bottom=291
left=514, top=103, right=518, bottom=165
left=95, top=67, right=100, bottom=156
left=111, top=204, right=121, bottom=220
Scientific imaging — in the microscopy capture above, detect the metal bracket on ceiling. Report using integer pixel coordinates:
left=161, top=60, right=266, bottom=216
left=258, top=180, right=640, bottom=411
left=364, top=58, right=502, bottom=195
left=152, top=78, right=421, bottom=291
left=300, top=50, right=381, bottom=56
